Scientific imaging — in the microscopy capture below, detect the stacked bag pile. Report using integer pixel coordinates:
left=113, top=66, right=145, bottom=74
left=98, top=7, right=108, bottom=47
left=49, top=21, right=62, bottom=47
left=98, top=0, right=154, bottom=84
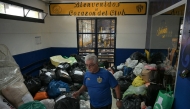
left=22, top=54, right=90, bottom=109
left=0, top=44, right=90, bottom=109
left=111, top=51, right=175, bottom=109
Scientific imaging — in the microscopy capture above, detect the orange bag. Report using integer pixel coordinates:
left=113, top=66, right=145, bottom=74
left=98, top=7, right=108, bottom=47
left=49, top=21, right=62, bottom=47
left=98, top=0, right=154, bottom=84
left=34, top=92, right=48, bottom=100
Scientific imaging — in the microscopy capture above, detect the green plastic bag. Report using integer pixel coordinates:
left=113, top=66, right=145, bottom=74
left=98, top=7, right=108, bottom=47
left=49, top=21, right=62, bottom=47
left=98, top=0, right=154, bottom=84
left=153, top=86, right=174, bottom=109
left=18, top=101, right=46, bottom=109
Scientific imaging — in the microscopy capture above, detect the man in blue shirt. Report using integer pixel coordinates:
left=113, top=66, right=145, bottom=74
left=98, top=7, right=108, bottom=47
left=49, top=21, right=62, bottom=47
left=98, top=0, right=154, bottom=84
left=73, top=54, right=122, bottom=109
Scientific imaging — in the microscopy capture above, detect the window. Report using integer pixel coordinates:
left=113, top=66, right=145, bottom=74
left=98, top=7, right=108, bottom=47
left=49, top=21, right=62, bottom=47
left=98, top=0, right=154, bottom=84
left=4, top=3, right=24, bottom=17
left=0, top=0, right=47, bottom=23
left=0, top=2, right=5, bottom=13
left=77, top=18, right=116, bottom=67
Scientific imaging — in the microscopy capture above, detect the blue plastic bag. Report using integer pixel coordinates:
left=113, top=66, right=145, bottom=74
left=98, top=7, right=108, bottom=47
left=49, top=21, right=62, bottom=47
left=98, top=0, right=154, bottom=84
left=47, top=80, right=70, bottom=98
left=123, top=66, right=132, bottom=76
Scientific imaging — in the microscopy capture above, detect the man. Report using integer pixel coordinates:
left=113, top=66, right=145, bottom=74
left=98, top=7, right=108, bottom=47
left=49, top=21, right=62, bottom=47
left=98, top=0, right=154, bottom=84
left=72, top=54, right=122, bottom=109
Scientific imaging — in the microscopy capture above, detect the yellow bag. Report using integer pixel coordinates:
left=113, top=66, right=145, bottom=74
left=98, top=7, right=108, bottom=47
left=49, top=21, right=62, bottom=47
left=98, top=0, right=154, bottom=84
left=50, top=55, right=77, bottom=67
left=132, top=76, right=145, bottom=87
left=50, top=55, right=67, bottom=67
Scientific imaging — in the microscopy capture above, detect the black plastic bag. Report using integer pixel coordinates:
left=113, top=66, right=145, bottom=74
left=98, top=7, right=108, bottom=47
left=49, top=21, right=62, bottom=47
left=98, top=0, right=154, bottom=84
left=71, top=62, right=86, bottom=72
left=130, top=51, right=147, bottom=63
left=43, top=61, right=56, bottom=70
left=122, top=94, right=145, bottom=109
left=150, top=52, right=165, bottom=64
left=149, top=70, right=164, bottom=84
left=70, top=54, right=85, bottom=63
left=57, top=62, right=71, bottom=73
left=70, top=67, right=85, bottom=84
left=55, top=68, right=72, bottom=84
left=24, top=75, right=42, bottom=97
left=117, top=76, right=132, bottom=92
left=125, top=72, right=137, bottom=83
left=145, top=84, right=165, bottom=107
left=54, top=97, right=80, bottom=109
left=69, top=83, right=83, bottom=91
left=112, top=89, right=124, bottom=99
left=39, top=69, right=56, bottom=86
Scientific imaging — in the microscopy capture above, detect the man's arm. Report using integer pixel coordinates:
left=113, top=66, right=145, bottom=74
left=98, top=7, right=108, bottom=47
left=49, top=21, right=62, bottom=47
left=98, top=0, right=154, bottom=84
left=78, top=85, right=87, bottom=94
left=114, top=84, right=122, bottom=108
left=114, top=84, right=121, bottom=100
left=72, top=85, right=87, bottom=98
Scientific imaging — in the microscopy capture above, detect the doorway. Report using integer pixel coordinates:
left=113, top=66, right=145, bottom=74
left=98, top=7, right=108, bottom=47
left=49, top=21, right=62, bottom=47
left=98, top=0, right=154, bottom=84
left=77, top=17, right=116, bottom=67
left=149, top=3, right=185, bottom=91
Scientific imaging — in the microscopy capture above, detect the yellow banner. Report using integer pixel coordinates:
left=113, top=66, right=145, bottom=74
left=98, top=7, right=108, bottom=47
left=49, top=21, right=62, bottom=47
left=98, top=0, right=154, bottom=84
left=49, top=2, right=147, bottom=16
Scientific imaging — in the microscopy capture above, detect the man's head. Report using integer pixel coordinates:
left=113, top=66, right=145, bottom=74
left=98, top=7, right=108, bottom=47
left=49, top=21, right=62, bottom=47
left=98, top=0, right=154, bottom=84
left=85, top=54, right=99, bottom=73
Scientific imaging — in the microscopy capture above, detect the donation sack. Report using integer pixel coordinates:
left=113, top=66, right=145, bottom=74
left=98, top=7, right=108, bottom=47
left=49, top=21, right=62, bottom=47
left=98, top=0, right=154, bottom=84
left=1, top=82, right=33, bottom=108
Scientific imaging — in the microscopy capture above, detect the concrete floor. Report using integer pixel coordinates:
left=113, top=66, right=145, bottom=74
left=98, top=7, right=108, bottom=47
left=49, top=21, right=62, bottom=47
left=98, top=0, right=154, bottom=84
left=112, top=96, right=118, bottom=109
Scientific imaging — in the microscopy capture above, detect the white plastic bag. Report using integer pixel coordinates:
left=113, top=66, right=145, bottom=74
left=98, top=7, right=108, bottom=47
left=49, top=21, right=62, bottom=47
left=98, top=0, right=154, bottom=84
left=80, top=100, right=90, bottom=109
left=40, top=99, right=55, bottom=109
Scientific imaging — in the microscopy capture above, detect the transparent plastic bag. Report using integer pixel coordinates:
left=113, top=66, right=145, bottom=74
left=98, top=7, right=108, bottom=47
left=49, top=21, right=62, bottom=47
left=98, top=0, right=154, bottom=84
left=122, top=85, right=147, bottom=98
left=0, top=44, right=24, bottom=90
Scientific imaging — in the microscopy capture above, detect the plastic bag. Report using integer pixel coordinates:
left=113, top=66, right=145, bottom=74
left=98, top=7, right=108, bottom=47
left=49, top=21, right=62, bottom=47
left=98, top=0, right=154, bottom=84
left=24, top=76, right=42, bottom=97
left=50, top=55, right=67, bottom=67
left=0, top=44, right=24, bottom=90
left=130, top=51, right=147, bottom=63
left=70, top=67, right=85, bottom=84
left=145, top=84, right=165, bottom=107
left=54, top=97, right=80, bottom=109
left=39, top=69, right=56, bottom=86
left=0, top=95, right=16, bottom=109
left=80, top=100, right=90, bottom=109
left=34, top=91, right=48, bottom=100
left=117, top=76, right=131, bottom=92
left=122, top=94, right=145, bottom=109
left=57, top=62, right=71, bottom=72
left=132, top=76, right=145, bottom=87
left=150, top=52, right=165, bottom=64
left=113, top=70, right=123, bottom=80
left=123, top=66, right=133, bottom=76
left=66, top=57, right=77, bottom=65
left=47, top=80, right=70, bottom=99
left=122, top=85, right=147, bottom=98
left=18, top=101, right=46, bottom=109
left=55, top=68, right=72, bottom=84
left=1, top=82, right=34, bottom=108
left=50, top=55, right=77, bottom=67
left=70, top=54, right=85, bottom=63
left=40, top=99, right=55, bottom=109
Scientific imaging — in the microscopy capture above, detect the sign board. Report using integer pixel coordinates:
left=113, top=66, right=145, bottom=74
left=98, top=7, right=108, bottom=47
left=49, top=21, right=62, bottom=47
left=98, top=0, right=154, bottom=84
left=49, top=2, right=147, bottom=16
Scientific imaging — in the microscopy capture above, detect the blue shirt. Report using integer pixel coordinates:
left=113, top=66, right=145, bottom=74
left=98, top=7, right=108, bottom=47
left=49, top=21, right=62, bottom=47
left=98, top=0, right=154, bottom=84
left=83, top=68, right=118, bottom=108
